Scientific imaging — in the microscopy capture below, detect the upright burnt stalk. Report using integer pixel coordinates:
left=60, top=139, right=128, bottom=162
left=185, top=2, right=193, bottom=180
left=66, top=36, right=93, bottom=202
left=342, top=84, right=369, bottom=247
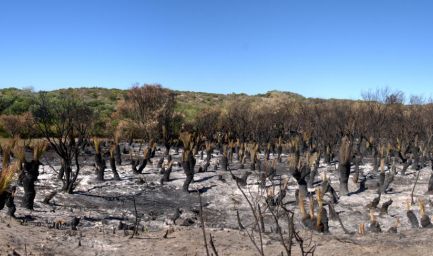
left=289, top=151, right=309, bottom=198
left=0, top=161, right=19, bottom=217
left=114, top=130, right=122, bottom=165
left=276, top=137, right=283, bottom=162
left=315, top=188, right=329, bottom=233
left=203, top=141, right=212, bottom=172
left=307, top=151, right=320, bottom=188
left=396, top=138, right=411, bottom=175
left=228, top=140, right=235, bottom=162
left=238, top=142, right=245, bottom=162
left=132, top=146, right=151, bottom=174
left=162, top=125, right=171, bottom=156
left=249, top=143, right=259, bottom=171
left=265, top=142, right=271, bottom=160
left=18, top=141, right=47, bottom=210
left=93, top=138, right=106, bottom=181
left=369, top=210, right=381, bottom=233
left=371, top=141, right=379, bottom=173
left=411, top=135, right=421, bottom=170
left=406, top=199, right=419, bottom=228
left=324, top=144, right=332, bottom=163
left=352, top=138, right=364, bottom=184
left=338, top=135, right=352, bottom=196
left=150, top=141, right=157, bottom=158
left=109, top=145, right=121, bottom=181
left=418, top=198, right=432, bottom=228
left=160, top=155, right=173, bottom=184
left=379, top=156, right=386, bottom=194
left=220, top=146, right=228, bottom=172
left=427, top=156, right=433, bottom=194
left=383, top=157, right=397, bottom=193
left=180, top=132, right=196, bottom=192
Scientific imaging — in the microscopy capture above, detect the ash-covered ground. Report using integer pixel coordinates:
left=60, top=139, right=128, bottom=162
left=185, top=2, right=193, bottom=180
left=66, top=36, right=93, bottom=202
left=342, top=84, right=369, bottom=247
left=2, top=146, right=433, bottom=256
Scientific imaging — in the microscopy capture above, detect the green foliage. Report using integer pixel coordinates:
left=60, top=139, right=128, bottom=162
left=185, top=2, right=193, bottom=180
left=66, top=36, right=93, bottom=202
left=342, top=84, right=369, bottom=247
left=0, top=87, right=35, bottom=115
left=0, top=87, right=307, bottom=138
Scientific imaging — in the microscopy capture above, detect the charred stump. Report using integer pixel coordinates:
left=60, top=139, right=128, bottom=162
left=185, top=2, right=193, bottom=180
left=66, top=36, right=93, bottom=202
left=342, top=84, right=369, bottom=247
left=160, top=156, right=173, bottom=184
left=109, top=155, right=121, bottom=181
left=22, top=160, right=41, bottom=210
left=182, top=150, right=195, bottom=192
left=0, top=186, right=16, bottom=217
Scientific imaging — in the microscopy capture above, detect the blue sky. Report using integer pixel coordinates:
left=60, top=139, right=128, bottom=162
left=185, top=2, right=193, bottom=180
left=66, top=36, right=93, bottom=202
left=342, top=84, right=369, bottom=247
left=1, top=0, right=433, bottom=99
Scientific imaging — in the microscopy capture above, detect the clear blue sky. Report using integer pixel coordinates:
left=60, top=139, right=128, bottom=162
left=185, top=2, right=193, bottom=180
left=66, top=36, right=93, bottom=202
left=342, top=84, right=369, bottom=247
left=1, top=0, right=433, bottom=99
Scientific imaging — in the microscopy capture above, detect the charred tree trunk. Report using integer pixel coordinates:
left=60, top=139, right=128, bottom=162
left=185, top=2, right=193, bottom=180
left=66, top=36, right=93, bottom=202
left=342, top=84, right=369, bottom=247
left=157, top=156, right=164, bottom=168
left=115, top=144, right=122, bottom=165
left=412, top=148, right=421, bottom=170
left=308, top=152, right=321, bottom=188
left=402, top=158, right=412, bottom=175
left=399, top=151, right=411, bottom=175
left=292, top=165, right=309, bottom=198
left=58, top=160, right=65, bottom=180
left=324, top=145, right=332, bottom=163
left=277, top=144, right=282, bottom=163
left=164, top=142, right=171, bottom=156
left=339, top=162, right=351, bottom=196
left=109, top=156, right=121, bottom=181
left=307, top=166, right=317, bottom=189
left=383, top=161, right=396, bottom=193
left=352, top=155, right=362, bottom=184
left=161, top=157, right=173, bottom=184
left=427, top=159, right=433, bottom=194
left=372, top=146, right=379, bottom=173
left=206, top=149, right=212, bottom=163
left=22, top=160, right=41, bottom=210
left=132, top=148, right=150, bottom=174
left=339, top=136, right=352, bottom=196
left=95, top=152, right=106, bottom=181
left=137, top=159, right=148, bottom=174
left=131, top=159, right=139, bottom=173
left=182, top=151, right=196, bottom=192
left=221, top=155, right=228, bottom=171
left=64, top=151, right=81, bottom=194
left=61, top=160, right=73, bottom=193
left=161, top=166, right=173, bottom=184
left=379, top=170, right=386, bottom=194
left=316, top=207, right=329, bottom=233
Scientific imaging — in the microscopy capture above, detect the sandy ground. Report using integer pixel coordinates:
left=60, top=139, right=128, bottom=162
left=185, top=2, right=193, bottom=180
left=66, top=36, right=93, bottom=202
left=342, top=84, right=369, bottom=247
left=3, top=219, right=433, bottom=256
left=2, top=146, right=433, bottom=255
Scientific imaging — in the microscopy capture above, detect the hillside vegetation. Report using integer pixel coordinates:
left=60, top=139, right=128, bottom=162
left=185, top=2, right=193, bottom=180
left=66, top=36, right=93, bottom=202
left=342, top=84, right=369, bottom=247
left=0, top=87, right=304, bottom=136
